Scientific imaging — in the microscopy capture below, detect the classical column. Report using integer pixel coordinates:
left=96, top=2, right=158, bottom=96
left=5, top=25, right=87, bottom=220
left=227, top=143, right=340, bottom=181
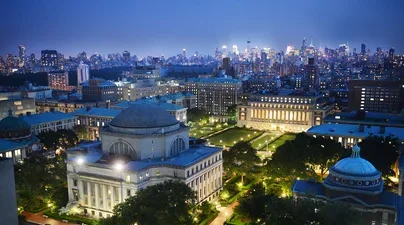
left=269, top=110, right=272, bottom=120
left=110, top=186, right=115, bottom=208
left=87, top=182, right=92, bottom=207
left=102, top=185, right=107, bottom=211
left=95, top=183, right=100, bottom=209
left=78, top=180, right=84, bottom=203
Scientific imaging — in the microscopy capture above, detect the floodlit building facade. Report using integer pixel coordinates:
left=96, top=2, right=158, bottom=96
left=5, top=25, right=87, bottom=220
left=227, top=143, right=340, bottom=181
left=66, top=104, right=223, bottom=218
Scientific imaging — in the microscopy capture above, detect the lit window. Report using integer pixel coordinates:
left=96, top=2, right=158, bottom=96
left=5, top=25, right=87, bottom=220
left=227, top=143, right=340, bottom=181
left=126, top=175, right=130, bottom=182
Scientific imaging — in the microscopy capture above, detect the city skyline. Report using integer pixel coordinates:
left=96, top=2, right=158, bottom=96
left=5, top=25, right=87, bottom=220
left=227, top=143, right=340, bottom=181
left=1, top=0, right=404, bottom=57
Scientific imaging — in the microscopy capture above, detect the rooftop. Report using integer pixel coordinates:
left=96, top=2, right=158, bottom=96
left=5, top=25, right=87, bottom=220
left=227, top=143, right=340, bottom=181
left=71, top=107, right=122, bottom=118
left=307, top=123, right=404, bottom=141
left=21, top=111, right=76, bottom=126
left=325, top=111, right=404, bottom=127
left=68, top=143, right=221, bottom=171
left=187, top=77, right=240, bottom=84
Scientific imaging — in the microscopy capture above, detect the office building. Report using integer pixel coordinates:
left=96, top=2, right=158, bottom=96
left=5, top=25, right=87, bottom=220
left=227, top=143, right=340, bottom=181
left=185, top=78, right=242, bottom=121
left=18, top=45, right=26, bottom=67
left=77, top=61, right=90, bottom=85
left=66, top=104, right=223, bottom=218
left=0, top=158, right=18, bottom=225
left=123, top=51, right=130, bottom=61
left=21, top=111, right=77, bottom=135
left=347, top=80, right=404, bottom=113
left=0, top=98, right=36, bottom=120
left=237, top=93, right=335, bottom=132
left=304, top=58, right=318, bottom=89
left=48, top=71, right=75, bottom=91
left=361, top=44, right=366, bottom=55
left=82, top=79, right=118, bottom=102
left=41, top=50, right=58, bottom=70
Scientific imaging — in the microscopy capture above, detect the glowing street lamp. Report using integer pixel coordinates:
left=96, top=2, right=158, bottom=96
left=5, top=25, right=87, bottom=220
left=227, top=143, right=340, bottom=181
left=77, top=157, right=84, bottom=165
left=114, top=162, right=124, bottom=203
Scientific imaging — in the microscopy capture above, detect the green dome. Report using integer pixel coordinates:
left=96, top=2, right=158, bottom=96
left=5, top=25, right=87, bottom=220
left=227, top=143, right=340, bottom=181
left=0, top=116, right=31, bottom=132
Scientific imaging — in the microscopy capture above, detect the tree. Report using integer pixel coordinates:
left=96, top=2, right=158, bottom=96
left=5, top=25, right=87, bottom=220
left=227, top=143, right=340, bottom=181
left=265, top=133, right=348, bottom=181
left=235, top=187, right=361, bottom=225
left=223, top=141, right=261, bottom=184
left=37, top=129, right=78, bottom=150
left=15, top=155, right=68, bottom=212
left=99, top=180, right=196, bottom=225
left=187, top=108, right=209, bottom=123
left=73, top=124, right=89, bottom=140
left=226, top=104, right=238, bottom=125
left=359, top=135, right=400, bottom=178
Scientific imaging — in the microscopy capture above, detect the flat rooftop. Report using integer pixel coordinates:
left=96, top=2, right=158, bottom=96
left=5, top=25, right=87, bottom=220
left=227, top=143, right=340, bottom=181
left=68, top=142, right=221, bottom=171
left=307, top=123, right=404, bottom=141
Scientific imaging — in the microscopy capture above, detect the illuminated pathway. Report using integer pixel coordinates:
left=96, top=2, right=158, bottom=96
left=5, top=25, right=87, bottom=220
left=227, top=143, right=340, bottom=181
left=209, top=201, right=238, bottom=225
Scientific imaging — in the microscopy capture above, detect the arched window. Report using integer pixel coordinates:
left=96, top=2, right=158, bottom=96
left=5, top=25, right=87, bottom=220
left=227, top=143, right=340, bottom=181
left=109, top=141, right=136, bottom=159
left=170, top=138, right=186, bottom=156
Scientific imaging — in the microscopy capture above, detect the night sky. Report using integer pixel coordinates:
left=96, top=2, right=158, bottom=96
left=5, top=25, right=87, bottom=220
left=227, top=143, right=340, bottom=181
left=1, top=0, right=404, bottom=57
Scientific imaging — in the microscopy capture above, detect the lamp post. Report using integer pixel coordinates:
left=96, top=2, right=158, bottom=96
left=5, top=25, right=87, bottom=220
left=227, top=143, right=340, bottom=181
left=114, top=162, right=124, bottom=203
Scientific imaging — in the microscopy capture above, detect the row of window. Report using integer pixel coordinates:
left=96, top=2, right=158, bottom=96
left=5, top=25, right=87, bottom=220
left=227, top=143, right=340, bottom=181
left=187, top=153, right=221, bottom=178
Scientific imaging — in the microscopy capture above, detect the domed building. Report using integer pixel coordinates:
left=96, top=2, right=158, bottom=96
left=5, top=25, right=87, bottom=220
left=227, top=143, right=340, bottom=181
left=292, top=144, right=404, bottom=225
left=66, top=104, right=223, bottom=219
left=0, top=109, right=41, bottom=163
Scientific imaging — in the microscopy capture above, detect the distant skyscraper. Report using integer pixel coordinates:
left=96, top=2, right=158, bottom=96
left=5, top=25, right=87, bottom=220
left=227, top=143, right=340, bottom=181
left=123, top=51, right=130, bottom=61
left=222, top=46, right=227, bottom=57
left=389, top=48, right=395, bottom=59
left=304, top=58, right=318, bottom=89
left=77, top=61, right=90, bottom=85
left=182, top=49, right=186, bottom=58
left=18, top=45, right=26, bottom=67
left=41, top=50, right=58, bottom=70
left=361, top=44, right=366, bottom=55
left=232, top=45, right=238, bottom=55
left=223, top=57, right=230, bottom=71
left=301, top=37, right=306, bottom=52
left=286, top=45, right=294, bottom=55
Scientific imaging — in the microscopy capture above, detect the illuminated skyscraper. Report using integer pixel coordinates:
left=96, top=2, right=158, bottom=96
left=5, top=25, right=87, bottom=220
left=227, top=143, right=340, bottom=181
left=41, top=50, right=58, bottom=71
left=232, top=45, right=238, bottom=55
left=304, top=58, right=318, bottom=89
left=77, top=61, right=90, bottom=85
left=286, top=45, right=294, bottom=55
left=389, top=48, right=395, bottom=59
left=222, top=45, right=227, bottom=57
left=182, top=49, right=186, bottom=58
left=18, top=45, right=26, bottom=67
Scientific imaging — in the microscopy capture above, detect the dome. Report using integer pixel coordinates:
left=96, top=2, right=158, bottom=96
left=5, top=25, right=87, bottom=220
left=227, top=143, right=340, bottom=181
left=324, top=144, right=383, bottom=192
left=0, top=109, right=31, bottom=139
left=109, top=103, right=179, bottom=129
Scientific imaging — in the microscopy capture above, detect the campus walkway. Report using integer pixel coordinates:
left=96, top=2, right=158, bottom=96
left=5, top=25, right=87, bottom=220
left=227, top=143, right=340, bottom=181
left=209, top=201, right=238, bottom=225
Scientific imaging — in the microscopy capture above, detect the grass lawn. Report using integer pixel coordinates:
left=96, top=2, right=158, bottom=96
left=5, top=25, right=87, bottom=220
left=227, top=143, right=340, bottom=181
left=250, top=133, right=278, bottom=150
left=269, top=133, right=297, bottom=150
left=189, top=124, right=225, bottom=138
left=208, top=127, right=262, bottom=147
left=226, top=214, right=246, bottom=225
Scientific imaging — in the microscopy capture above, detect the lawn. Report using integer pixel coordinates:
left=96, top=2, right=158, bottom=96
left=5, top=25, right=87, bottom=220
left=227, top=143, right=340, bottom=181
left=226, top=214, right=246, bottom=225
left=250, top=133, right=279, bottom=150
left=269, top=133, right=297, bottom=150
left=189, top=124, right=226, bottom=139
left=208, top=127, right=262, bottom=147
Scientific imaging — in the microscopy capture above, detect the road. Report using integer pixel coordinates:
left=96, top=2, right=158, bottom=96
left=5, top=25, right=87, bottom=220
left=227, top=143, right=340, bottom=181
left=22, top=211, right=78, bottom=225
left=209, top=201, right=238, bottom=225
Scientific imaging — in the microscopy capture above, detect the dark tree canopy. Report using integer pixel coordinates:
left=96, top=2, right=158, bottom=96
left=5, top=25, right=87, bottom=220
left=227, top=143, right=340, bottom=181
left=187, top=108, right=209, bottom=123
left=235, top=183, right=361, bottom=225
left=265, top=133, right=348, bottom=181
left=226, top=104, right=238, bottom=124
left=15, top=155, right=67, bottom=212
left=73, top=125, right=89, bottom=140
left=99, top=180, right=196, bottom=225
left=223, top=141, right=261, bottom=184
left=359, top=135, right=400, bottom=177
left=37, top=129, right=78, bottom=150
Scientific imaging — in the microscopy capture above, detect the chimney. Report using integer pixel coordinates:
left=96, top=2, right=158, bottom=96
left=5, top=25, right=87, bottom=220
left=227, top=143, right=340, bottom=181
left=106, top=101, right=111, bottom=109
left=380, top=126, right=386, bottom=134
left=86, top=106, right=91, bottom=112
left=359, top=124, right=364, bottom=132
